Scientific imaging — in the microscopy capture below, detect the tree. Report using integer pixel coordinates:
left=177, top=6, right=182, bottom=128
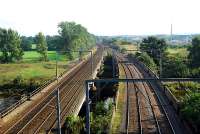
left=58, top=21, right=95, bottom=59
left=46, top=35, right=61, bottom=51
left=21, top=36, right=34, bottom=51
left=188, top=36, right=200, bottom=67
left=35, top=32, right=48, bottom=61
left=162, top=57, right=189, bottom=78
left=0, top=28, right=23, bottom=63
left=181, top=93, right=200, bottom=132
left=134, top=52, right=158, bottom=73
left=140, top=36, right=167, bottom=64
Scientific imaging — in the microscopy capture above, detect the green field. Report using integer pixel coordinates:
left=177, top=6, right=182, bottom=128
left=0, top=51, right=78, bottom=86
left=120, top=44, right=138, bottom=50
left=166, top=48, right=189, bottom=58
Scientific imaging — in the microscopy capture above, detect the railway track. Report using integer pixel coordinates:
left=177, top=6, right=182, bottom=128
left=116, top=53, right=176, bottom=134
left=2, top=47, right=103, bottom=134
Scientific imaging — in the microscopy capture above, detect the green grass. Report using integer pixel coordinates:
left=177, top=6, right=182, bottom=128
left=22, top=51, right=69, bottom=62
left=166, top=48, right=189, bottom=58
left=0, top=51, right=77, bottom=86
left=119, top=44, right=138, bottom=51
left=164, top=82, right=200, bottom=101
left=111, top=64, right=126, bottom=133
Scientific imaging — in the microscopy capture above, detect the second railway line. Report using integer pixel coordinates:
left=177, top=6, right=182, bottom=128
left=115, top=53, right=183, bottom=134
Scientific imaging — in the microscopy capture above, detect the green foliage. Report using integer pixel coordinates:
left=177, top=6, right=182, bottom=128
left=162, top=57, right=189, bottom=78
left=166, top=47, right=189, bottom=59
left=91, top=114, right=110, bottom=134
left=35, top=32, right=48, bottom=61
left=140, top=36, right=167, bottom=64
left=188, top=36, right=200, bottom=68
left=121, top=48, right=126, bottom=54
left=91, top=100, right=113, bottom=133
left=65, top=115, right=85, bottom=134
left=13, top=75, right=24, bottom=87
left=21, top=36, right=35, bottom=51
left=58, top=21, right=95, bottom=59
left=0, top=28, right=23, bottom=63
left=134, top=52, right=158, bottom=73
left=181, top=93, right=200, bottom=128
left=46, top=35, right=61, bottom=51
left=190, top=67, right=200, bottom=78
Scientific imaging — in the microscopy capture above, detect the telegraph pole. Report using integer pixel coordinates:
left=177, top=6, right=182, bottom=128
left=55, top=51, right=61, bottom=134
left=85, top=82, right=90, bottom=134
left=171, top=23, right=173, bottom=43
left=91, top=51, right=93, bottom=77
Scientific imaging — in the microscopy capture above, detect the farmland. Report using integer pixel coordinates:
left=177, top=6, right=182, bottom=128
left=0, top=51, right=79, bottom=90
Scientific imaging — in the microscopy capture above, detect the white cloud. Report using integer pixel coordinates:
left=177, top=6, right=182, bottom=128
left=0, top=0, right=199, bottom=36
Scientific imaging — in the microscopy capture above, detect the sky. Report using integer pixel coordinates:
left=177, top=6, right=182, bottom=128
left=0, top=0, right=200, bottom=36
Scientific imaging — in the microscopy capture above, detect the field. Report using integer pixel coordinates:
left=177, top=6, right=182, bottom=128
left=166, top=47, right=189, bottom=58
left=119, top=44, right=138, bottom=50
left=0, top=51, right=79, bottom=87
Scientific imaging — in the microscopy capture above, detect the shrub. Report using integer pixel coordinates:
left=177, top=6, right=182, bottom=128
left=134, top=52, right=158, bottom=73
left=181, top=93, right=200, bottom=131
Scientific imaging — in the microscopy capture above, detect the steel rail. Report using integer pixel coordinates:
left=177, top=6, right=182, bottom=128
left=4, top=49, right=102, bottom=134
left=45, top=49, right=103, bottom=133
left=131, top=65, right=162, bottom=134
left=115, top=54, right=142, bottom=134
left=23, top=50, right=102, bottom=133
left=3, top=60, right=87, bottom=134
left=132, top=60, right=175, bottom=134
left=111, top=52, right=176, bottom=134
left=17, top=66, right=87, bottom=134
left=41, top=58, right=98, bottom=133
left=126, top=65, right=142, bottom=134
left=0, top=60, right=82, bottom=118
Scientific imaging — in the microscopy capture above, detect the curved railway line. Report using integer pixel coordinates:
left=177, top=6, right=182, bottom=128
left=116, top=53, right=182, bottom=134
left=2, top=47, right=103, bottom=134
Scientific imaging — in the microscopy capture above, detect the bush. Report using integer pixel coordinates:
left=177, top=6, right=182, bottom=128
left=162, top=57, right=190, bottom=78
left=181, top=93, right=200, bottom=132
left=13, top=75, right=24, bottom=87
left=65, top=115, right=85, bottom=134
left=91, top=100, right=113, bottom=134
left=190, top=67, right=200, bottom=78
left=134, top=52, right=158, bottom=73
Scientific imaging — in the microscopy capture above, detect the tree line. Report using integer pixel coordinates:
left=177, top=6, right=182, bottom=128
left=0, top=21, right=96, bottom=63
left=137, top=36, right=200, bottom=78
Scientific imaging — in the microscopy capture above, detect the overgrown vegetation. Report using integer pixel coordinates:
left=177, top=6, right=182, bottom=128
left=90, top=100, right=113, bottom=134
left=164, top=82, right=200, bottom=100
left=181, top=93, right=200, bottom=133
left=90, top=55, right=116, bottom=133
left=134, top=52, right=158, bottom=74
left=64, top=115, right=85, bottom=134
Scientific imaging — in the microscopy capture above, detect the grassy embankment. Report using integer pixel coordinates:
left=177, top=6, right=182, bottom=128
left=111, top=64, right=126, bottom=133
